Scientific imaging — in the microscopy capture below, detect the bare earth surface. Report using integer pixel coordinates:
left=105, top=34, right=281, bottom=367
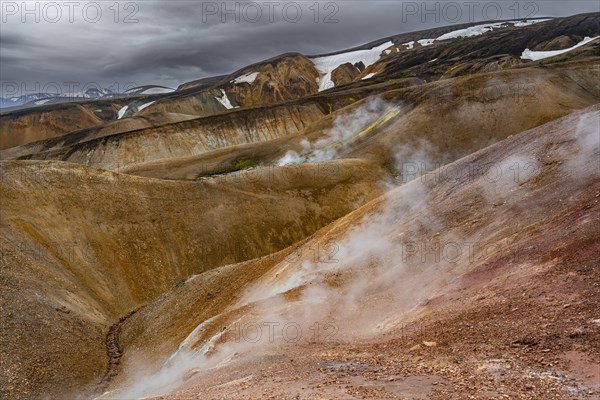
left=104, top=106, right=600, bottom=400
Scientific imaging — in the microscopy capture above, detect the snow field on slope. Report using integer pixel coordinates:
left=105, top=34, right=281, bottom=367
left=310, top=41, right=393, bottom=91
left=521, top=36, right=599, bottom=61
left=232, top=72, right=259, bottom=85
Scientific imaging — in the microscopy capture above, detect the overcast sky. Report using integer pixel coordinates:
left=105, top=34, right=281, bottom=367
left=1, top=1, right=598, bottom=94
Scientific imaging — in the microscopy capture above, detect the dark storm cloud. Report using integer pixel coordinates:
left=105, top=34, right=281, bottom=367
left=0, top=31, right=30, bottom=47
left=1, top=0, right=599, bottom=92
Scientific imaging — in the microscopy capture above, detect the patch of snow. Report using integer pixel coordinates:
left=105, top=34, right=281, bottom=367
left=141, top=87, right=174, bottom=95
left=401, top=20, right=550, bottom=52
left=232, top=72, right=259, bottom=85
left=417, top=39, right=435, bottom=47
left=384, top=49, right=392, bottom=55
left=512, top=19, right=550, bottom=27
left=428, top=58, right=438, bottom=63
left=94, top=109, right=102, bottom=112
left=310, top=41, right=393, bottom=91
left=215, top=89, right=237, bottom=109
left=437, top=19, right=549, bottom=41
left=123, top=86, right=174, bottom=95
left=521, top=36, right=599, bottom=61
left=137, top=101, right=156, bottom=112
left=117, top=105, right=129, bottom=119
left=437, top=22, right=504, bottom=40
left=362, top=72, right=377, bottom=80
left=62, top=91, right=84, bottom=98
left=34, top=99, right=51, bottom=105
left=401, top=39, right=436, bottom=49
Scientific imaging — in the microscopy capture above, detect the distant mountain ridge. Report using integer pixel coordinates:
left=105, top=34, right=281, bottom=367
left=0, top=85, right=174, bottom=110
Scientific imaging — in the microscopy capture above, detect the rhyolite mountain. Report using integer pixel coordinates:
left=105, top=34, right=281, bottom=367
left=1, top=14, right=597, bottom=154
